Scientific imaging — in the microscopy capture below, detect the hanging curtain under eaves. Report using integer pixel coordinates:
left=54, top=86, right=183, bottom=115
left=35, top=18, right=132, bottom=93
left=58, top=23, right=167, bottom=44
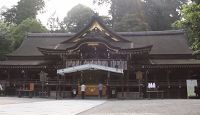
left=57, top=64, right=123, bottom=75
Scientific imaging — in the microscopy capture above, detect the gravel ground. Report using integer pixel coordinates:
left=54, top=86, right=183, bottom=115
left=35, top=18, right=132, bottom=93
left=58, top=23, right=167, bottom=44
left=0, top=97, right=52, bottom=105
left=0, top=97, right=105, bottom=115
left=78, top=99, right=200, bottom=115
left=0, top=97, right=200, bottom=115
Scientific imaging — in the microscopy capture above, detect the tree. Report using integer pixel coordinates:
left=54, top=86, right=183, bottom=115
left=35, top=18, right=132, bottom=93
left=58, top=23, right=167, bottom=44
left=144, top=0, right=187, bottom=30
left=1, top=0, right=45, bottom=24
left=63, top=4, right=95, bottom=32
left=115, top=13, right=149, bottom=32
left=0, top=0, right=46, bottom=57
left=94, top=0, right=187, bottom=31
left=0, top=21, right=16, bottom=60
left=94, top=0, right=148, bottom=31
left=100, top=15, right=112, bottom=28
left=111, top=0, right=149, bottom=31
left=11, top=18, right=47, bottom=49
left=47, top=12, right=66, bottom=33
left=173, top=1, right=200, bottom=51
left=1, top=7, right=17, bottom=24
left=93, top=0, right=110, bottom=5
left=192, top=0, right=200, bottom=4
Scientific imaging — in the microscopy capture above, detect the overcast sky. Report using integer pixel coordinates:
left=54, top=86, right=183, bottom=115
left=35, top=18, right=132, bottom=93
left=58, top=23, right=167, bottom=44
left=0, top=0, right=109, bottom=26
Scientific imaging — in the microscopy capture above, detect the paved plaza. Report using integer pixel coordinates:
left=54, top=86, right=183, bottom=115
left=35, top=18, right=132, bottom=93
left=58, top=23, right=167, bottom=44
left=0, top=97, right=200, bottom=115
left=0, top=97, right=105, bottom=115
left=79, top=99, right=200, bottom=115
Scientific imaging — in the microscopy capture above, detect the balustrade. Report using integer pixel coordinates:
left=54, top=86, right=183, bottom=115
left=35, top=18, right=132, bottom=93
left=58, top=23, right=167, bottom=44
left=65, top=59, right=127, bottom=69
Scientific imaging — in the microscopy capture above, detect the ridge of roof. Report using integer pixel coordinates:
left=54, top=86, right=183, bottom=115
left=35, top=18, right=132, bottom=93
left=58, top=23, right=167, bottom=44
left=61, top=15, right=130, bottom=43
left=27, top=30, right=185, bottom=37
left=27, top=33, right=74, bottom=37
left=118, top=30, right=185, bottom=36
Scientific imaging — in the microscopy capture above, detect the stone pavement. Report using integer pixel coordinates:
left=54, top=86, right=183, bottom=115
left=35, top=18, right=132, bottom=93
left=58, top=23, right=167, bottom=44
left=78, top=99, right=200, bottom=115
left=0, top=97, right=106, bottom=115
left=0, top=97, right=200, bottom=115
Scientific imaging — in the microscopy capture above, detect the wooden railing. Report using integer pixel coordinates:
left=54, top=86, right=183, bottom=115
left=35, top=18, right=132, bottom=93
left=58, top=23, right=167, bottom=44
left=156, top=81, right=186, bottom=87
left=65, top=59, right=127, bottom=69
left=11, top=79, right=187, bottom=87
left=109, top=80, right=142, bottom=86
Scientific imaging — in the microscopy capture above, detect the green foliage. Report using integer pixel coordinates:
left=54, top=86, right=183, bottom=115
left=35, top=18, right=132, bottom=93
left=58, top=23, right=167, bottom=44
left=115, top=13, right=149, bottom=32
left=0, top=0, right=46, bottom=59
left=0, top=21, right=16, bottom=60
left=16, top=0, right=44, bottom=24
left=63, top=4, right=94, bottom=32
left=1, top=0, right=44, bottom=24
left=100, top=16, right=112, bottom=28
left=47, top=12, right=67, bottom=33
left=93, top=0, right=111, bottom=5
left=143, top=0, right=187, bottom=30
left=94, top=0, right=187, bottom=31
left=1, top=7, right=17, bottom=24
left=93, top=0, right=150, bottom=31
left=11, top=18, right=47, bottom=49
left=0, top=0, right=46, bottom=57
left=111, top=0, right=149, bottom=31
left=192, top=0, right=200, bottom=4
left=173, top=3, right=200, bottom=50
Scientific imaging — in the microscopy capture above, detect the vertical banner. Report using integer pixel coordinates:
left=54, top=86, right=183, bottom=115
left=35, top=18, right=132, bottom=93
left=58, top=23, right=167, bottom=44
left=186, top=79, right=198, bottom=98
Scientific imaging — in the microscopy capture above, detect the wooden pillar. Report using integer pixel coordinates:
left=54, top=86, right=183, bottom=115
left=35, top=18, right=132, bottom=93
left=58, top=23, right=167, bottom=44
left=167, top=70, right=171, bottom=98
left=126, top=71, right=129, bottom=92
left=107, top=51, right=111, bottom=98
left=121, top=72, right=125, bottom=98
left=138, top=79, right=141, bottom=97
left=61, top=54, right=66, bottom=68
left=56, top=75, right=59, bottom=100
left=178, top=80, right=181, bottom=98
left=107, top=71, right=110, bottom=98
left=127, top=54, right=131, bottom=92
left=7, top=70, right=10, bottom=82
left=25, top=70, right=29, bottom=81
left=136, top=71, right=143, bottom=98
left=144, top=70, right=149, bottom=98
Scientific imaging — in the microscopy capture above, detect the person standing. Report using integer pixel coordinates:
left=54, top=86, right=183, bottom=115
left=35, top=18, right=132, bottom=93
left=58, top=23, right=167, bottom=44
left=0, top=83, right=3, bottom=95
left=98, top=83, right=103, bottom=98
left=71, top=88, right=76, bottom=98
left=81, top=83, right=86, bottom=99
left=0, top=83, right=3, bottom=91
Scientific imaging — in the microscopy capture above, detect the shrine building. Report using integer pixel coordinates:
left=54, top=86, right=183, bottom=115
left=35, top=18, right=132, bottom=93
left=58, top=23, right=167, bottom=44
left=0, top=15, right=200, bottom=99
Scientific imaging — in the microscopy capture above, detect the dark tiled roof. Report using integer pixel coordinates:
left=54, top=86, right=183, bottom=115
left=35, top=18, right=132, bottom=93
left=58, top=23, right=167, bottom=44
left=27, top=33, right=74, bottom=37
left=0, top=60, right=49, bottom=65
left=118, top=30, right=185, bottom=36
left=122, top=30, right=193, bottom=54
left=8, top=34, right=72, bottom=56
left=54, top=39, right=132, bottom=50
left=150, top=59, right=200, bottom=65
left=62, top=15, right=129, bottom=43
left=7, top=30, right=193, bottom=56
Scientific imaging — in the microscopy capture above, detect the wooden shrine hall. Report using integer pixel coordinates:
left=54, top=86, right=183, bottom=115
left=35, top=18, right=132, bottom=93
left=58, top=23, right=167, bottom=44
left=1, top=15, right=200, bottom=99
